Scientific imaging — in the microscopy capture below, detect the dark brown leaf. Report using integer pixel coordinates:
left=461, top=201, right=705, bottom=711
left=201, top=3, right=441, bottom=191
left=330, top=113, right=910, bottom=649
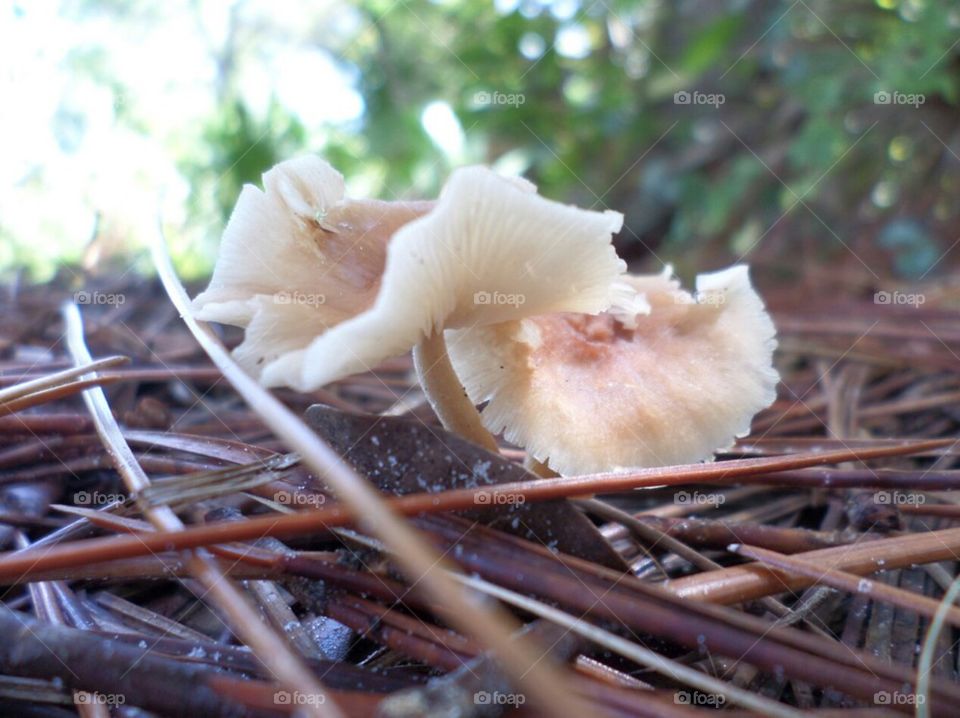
left=305, top=404, right=628, bottom=571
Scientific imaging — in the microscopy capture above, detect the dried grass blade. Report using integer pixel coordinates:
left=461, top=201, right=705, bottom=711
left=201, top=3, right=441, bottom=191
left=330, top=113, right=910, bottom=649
left=60, top=302, right=342, bottom=718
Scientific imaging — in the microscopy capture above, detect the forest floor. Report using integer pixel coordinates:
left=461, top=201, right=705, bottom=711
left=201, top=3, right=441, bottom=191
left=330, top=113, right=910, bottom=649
left=0, top=264, right=957, bottom=717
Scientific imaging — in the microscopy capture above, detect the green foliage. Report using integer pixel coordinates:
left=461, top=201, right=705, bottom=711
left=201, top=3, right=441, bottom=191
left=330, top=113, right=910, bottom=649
left=185, top=98, right=307, bottom=223
left=16, top=0, right=959, bottom=280
left=309, top=0, right=960, bottom=276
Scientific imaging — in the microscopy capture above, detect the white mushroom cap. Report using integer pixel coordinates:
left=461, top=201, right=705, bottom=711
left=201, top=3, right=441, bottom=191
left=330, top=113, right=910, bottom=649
left=259, top=165, right=625, bottom=390
left=192, top=155, right=431, bottom=377
left=447, top=265, right=780, bottom=476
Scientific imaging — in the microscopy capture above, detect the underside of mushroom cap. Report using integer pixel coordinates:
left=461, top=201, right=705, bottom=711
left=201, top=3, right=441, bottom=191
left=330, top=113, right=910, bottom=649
left=447, top=265, right=780, bottom=476
left=191, top=155, right=431, bottom=377
left=192, top=156, right=346, bottom=325
left=260, top=165, right=625, bottom=390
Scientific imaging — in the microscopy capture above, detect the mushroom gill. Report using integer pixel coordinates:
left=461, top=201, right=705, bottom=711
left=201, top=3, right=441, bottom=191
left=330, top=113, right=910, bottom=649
left=448, top=265, right=780, bottom=475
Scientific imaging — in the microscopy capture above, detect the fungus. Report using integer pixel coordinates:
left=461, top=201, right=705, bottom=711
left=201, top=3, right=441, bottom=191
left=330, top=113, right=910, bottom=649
left=446, top=265, right=779, bottom=475
left=194, top=158, right=626, bottom=451
left=257, top=165, right=625, bottom=384
left=192, top=155, right=433, bottom=375
left=195, top=157, right=778, bottom=475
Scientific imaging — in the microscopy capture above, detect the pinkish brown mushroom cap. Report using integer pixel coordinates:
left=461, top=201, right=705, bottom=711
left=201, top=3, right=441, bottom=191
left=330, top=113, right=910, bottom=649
left=192, top=155, right=431, bottom=375
left=259, top=165, right=626, bottom=390
left=447, top=265, right=779, bottom=475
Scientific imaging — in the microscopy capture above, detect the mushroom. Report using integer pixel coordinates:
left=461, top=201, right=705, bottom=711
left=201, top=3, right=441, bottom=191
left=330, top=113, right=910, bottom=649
left=194, top=157, right=626, bottom=451
left=192, top=155, right=434, bottom=376
left=446, top=265, right=779, bottom=475
left=258, top=166, right=625, bottom=384
left=253, top=164, right=626, bottom=449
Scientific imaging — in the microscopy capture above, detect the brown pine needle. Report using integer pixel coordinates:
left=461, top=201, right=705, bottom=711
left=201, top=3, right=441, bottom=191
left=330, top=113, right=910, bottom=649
left=670, top=527, right=960, bottom=604
left=728, top=543, right=960, bottom=628
left=61, top=302, right=342, bottom=718
left=454, top=572, right=806, bottom=718
left=0, top=375, right=126, bottom=416
left=0, top=355, right=127, bottom=405
left=0, top=439, right=945, bottom=582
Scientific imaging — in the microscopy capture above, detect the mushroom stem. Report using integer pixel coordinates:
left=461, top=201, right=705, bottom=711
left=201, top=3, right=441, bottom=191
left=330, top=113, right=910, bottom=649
left=524, top=456, right=558, bottom=478
left=413, top=331, right=499, bottom=452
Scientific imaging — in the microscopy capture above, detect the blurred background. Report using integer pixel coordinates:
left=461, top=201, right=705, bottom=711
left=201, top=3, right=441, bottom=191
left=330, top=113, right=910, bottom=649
left=2, top=0, right=959, bottom=287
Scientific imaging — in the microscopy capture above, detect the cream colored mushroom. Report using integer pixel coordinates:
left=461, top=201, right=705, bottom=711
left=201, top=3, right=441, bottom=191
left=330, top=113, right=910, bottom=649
left=192, top=155, right=433, bottom=376
left=446, top=265, right=779, bottom=475
left=251, top=165, right=625, bottom=449
left=195, top=157, right=627, bottom=452
left=259, top=166, right=625, bottom=389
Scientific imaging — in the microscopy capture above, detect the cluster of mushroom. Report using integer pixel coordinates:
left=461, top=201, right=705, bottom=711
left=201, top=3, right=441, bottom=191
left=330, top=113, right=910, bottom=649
left=193, top=156, right=779, bottom=476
